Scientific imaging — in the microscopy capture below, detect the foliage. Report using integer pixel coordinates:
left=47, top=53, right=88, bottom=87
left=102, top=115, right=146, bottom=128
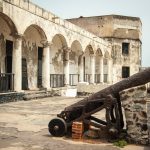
left=113, top=139, right=128, bottom=148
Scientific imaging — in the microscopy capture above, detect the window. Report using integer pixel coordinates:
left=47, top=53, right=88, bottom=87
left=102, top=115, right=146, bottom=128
left=103, top=58, right=107, bottom=65
left=122, top=43, right=129, bottom=55
left=122, top=67, right=130, bottom=78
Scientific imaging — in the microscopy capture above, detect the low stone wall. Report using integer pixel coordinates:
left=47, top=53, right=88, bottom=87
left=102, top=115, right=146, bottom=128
left=0, top=92, right=24, bottom=103
left=147, top=100, right=150, bottom=144
left=120, top=85, right=149, bottom=145
left=77, top=82, right=109, bottom=96
left=0, top=89, right=62, bottom=104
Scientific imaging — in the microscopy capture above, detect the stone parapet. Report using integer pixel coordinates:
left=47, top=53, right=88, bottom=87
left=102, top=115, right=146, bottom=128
left=120, top=85, right=149, bottom=145
left=2, top=0, right=109, bottom=48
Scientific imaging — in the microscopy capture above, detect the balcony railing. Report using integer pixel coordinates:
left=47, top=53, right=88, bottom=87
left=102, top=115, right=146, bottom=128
left=69, top=74, right=79, bottom=86
left=0, top=73, right=14, bottom=92
left=50, top=74, right=65, bottom=88
left=84, top=74, right=92, bottom=83
left=95, top=74, right=101, bottom=83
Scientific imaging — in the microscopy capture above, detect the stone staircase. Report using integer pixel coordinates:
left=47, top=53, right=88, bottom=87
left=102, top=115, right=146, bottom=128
left=23, top=90, right=55, bottom=101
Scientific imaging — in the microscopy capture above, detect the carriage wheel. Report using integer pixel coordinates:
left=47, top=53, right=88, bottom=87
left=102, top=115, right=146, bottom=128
left=48, top=117, right=67, bottom=137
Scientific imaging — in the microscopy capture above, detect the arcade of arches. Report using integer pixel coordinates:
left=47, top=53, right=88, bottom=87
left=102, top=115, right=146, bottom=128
left=0, top=13, right=112, bottom=92
left=0, top=0, right=141, bottom=93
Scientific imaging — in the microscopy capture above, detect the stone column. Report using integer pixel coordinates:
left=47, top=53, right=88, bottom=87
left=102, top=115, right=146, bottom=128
left=91, top=54, right=95, bottom=84
left=79, top=54, right=84, bottom=82
left=100, top=56, right=104, bottom=83
left=0, top=33, right=6, bottom=73
left=107, top=58, right=112, bottom=83
left=12, top=34, right=22, bottom=92
left=42, top=41, right=50, bottom=89
left=0, top=40, right=1, bottom=73
left=63, top=47, right=70, bottom=86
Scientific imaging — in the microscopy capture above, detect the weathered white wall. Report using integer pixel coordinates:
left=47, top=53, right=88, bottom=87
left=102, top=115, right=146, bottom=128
left=50, top=35, right=65, bottom=74
left=112, top=39, right=141, bottom=83
left=0, top=0, right=110, bottom=90
left=69, top=41, right=82, bottom=74
left=2, top=0, right=108, bottom=53
left=22, top=27, right=39, bottom=89
left=0, top=0, right=142, bottom=89
left=84, top=48, right=92, bottom=75
left=67, top=15, right=142, bottom=84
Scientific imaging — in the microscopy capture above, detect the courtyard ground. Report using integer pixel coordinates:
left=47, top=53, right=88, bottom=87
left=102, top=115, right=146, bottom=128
left=0, top=96, right=149, bottom=150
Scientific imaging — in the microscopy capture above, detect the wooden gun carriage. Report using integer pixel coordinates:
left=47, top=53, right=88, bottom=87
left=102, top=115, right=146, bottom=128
left=48, top=68, right=150, bottom=137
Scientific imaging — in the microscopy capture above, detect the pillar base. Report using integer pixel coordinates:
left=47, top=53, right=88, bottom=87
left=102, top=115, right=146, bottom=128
left=64, top=84, right=70, bottom=88
left=90, top=83, right=96, bottom=85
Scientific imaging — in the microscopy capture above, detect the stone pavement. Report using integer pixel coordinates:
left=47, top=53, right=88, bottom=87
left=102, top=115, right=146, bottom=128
left=0, top=97, right=149, bottom=150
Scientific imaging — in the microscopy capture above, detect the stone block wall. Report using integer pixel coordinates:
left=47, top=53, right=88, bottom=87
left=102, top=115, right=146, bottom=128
left=0, top=92, right=24, bottom=104
left=120, top=85, right=149, bottom=145
left=147, top=100, right=150, bottom=144
left=77, top=82, right=109, bottom=95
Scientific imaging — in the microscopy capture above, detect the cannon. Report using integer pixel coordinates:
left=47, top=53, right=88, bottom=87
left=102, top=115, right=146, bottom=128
left=48, top=68, right=150, bottom=137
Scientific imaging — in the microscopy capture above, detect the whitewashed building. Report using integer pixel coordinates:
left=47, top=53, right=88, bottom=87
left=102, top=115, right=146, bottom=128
left=0, top=0, right=142, bottom=93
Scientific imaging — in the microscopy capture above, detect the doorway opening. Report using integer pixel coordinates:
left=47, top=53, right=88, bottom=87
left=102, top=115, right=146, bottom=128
left=38, top=47, right=43, bottom=88
left=22, top=58, right=28, bottom=90
left=5, top=40, right=13, bottom=91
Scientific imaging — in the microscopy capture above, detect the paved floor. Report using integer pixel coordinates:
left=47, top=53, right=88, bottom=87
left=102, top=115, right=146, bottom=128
left=0, top=97, right=149, bottom=150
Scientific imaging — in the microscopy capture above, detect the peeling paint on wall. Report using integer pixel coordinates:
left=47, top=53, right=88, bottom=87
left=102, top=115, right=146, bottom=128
left=52, top=48, right=64, bottom=73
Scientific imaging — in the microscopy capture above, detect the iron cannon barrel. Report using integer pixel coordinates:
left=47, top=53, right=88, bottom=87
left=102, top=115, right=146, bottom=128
left=65, top=67, right=150, bottom=111
left=49, top=68, right=150, bottom=137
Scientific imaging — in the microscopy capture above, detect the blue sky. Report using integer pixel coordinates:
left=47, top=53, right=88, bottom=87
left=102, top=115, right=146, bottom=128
left=31, top=0, right=150, bottom=67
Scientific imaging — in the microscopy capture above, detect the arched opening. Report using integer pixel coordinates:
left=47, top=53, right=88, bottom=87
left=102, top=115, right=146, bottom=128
left=50, top=34, right=68, bottom=87
left=95, top=49, right=103, bottom=83
left=70, top=40, right=83, bottom=86
left=23, top=25, right=47, bottom=90
left=104, top=51, right=110, bottom=83
left=0, top=13, right=18, bottom=92
left=83, top=45, right=94, bottom=83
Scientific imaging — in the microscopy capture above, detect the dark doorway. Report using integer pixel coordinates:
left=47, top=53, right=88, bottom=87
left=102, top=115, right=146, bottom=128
left=122, top=43, right=129, bottom=55
left=5, top=40, right=13, bottom=73
left=38, top=47, right=43, bottom=88
left=83, top=57, right=85, bottom=81
left=5, top=40, right=13, bottom=91
left=22, top=58, right=28, bottom=90
left=122, top=66, right=130, bottom=78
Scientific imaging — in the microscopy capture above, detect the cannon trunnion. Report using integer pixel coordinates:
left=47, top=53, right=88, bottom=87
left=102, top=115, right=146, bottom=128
left=48, top=68, right=150, bottom=137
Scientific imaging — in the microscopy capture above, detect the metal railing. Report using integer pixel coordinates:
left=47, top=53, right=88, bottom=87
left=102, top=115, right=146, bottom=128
left=84, top=74, right=92, bottom=83
left=0, top=73, right=14, bottom=92
left=37, top=75, right=42, bottom=88
left=69, top=74, right=79, bottom=86
left=50, top=74, right=65, bottom=88
left=104, top=74, right=108, bottom=83
left=95, top=74, right=101, bottom=83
